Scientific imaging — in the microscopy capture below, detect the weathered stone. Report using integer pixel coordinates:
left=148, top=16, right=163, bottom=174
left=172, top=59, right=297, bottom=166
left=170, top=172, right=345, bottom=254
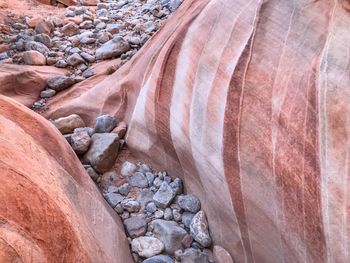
left=153, top=182, right=176, bottom=209
left=118, top=183, right=130, bottom=196
left=146, top=202, right=157, bottom=213
left=52, top=114, right=85, bottom=134
left=34, top=33, right=52, bottom=47
left=94, top=114, right=117, bottom=133
left=131, top=237, right=164, bottom=258
left=61, top=22, right=79, bottom=36
left=121, top=199, right=141, bottom=213
left=24, top=41, right=49, bottom=54
left=176, top=194, right=201, bottom=213
left=143, top=255, right=174, bottom=263
left=95, top=36, right=130, bottom=60
left=190, top=211, right=212, bottom=248
left=129, top=172, right=149, bottom=188
left=40, top=89, right=56, bottom=98
left=80, top=52, right=95, bottom=63
left=170, top=178, right=183, bottom=195
left=103, top=192, right=124, bottom=208
left=85, top=166, right=99, bottom=181
left=111, top=121, right=127, bottom=138
left=23, top=50, right=46, bottom=65
left=164, top=208, right=173, bottom=220
left=182, top=212, right=195, bottom=228
left=71, top=130, right=91, bottom=155
left=181, top=248, right=209, bottom=263
left=82, top=68, right=94, bottom=78
left=121, top=161, right=137, bottom=177
left=66, top=53, right=85, bottom=66
left=35, top=19, right=54, bottom=35
left=152, top=219, right=187, bottom=254
left=47, top=76, right=75, bottom=91
left=181, top=234, right=193, bottom=248
left=84, top=133, right=119, bottom=173
left=123, top=215, right=147, bottom=238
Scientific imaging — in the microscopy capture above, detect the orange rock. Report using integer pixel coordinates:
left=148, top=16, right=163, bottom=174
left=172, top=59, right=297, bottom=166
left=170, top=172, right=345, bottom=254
left=112, top=121, right=127, bottom=138
left=0, top=96, right=133, bottom=262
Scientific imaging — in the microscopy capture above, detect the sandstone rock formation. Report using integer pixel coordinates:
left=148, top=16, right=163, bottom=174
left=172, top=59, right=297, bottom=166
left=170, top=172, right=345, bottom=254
left=1, top=0, right=349, bottom=262
left=0, top=96, right=133, bottom=262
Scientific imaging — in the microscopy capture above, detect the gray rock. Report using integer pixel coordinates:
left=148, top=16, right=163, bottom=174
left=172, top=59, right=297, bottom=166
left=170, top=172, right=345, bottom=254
left=85, top=166, right=99, bottom=181
left=121, top=211, right=130, bottom=220
left=182, top=212, right=195, bottom=228
left=103, top=192, right=124, bottom=207
left=55, top=59, right=68, bottom=68
left=83, top=133, right=120, bottom=173
left=172, top=209, right=182, bottom=222
left=123, top=215, right=147, bottom=238
left=40, top=89, right=56, bottom=98
left=68, top=47, right=81, bottom=54
left=47, top=76, right=75, bottom=91
left=143, top=255, right=174, bottom=263
left=153, top=177, right=163, bottom=188
left=34, top=33, right=52, bottom=47
left=176, top=195, right=201, bottom=213
left=80, top=20, right=94, bottom=29
left=170, top=178, right=183, bottom=195
left=71, top=130, right=91, bottom=155
left=190, top=211, right=212, bottom=248
left=95, top=36, right=130, bottom=60
left=153, top=182, right=176, bottom=209
left=154, top=210, right=164, bottom=219
left=75, top=6, right=87, bottom=15
left=94, top=114, right=117, bottom=133
left=82, top=68, right=94, bottom=78
left=146, top=202, right=157, bottom=213
left=52, top=114, right=85, bottom=134
left=121, top=199, right=141, bottom=213
left=164, top=208, right=173, bottom=220
left=114, top=203, right=124, bottom=214
left=105, top=23, right=123, bottom=34
left=80, top=52, right=95, bottom=63
left=118, top=183, right=130, bottom=196
left=138, top=163, right=151, bottom=173
left=24, top=41, right=49, bottom=54
left=67, top=53, right=85, bottom=66
left=13, top=23, right=27, bottom=30
left=146, top=172, right=156, bottom=186
left=74, top=127, right=94, bottom=137
left=129, top=172, right=149, bottom=188
left=181, top=248, right=209, bottom=263
left=121, top=161, right=137, bottom=177
left=152, top=219, right=187, bottom=254
left=96, top=22, right=106, bottom=30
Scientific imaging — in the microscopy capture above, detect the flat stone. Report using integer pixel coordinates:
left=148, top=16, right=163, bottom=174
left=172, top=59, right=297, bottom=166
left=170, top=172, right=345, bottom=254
left=129, top=172, right=149, bottom=188
left=103, top=192, right=124, bottom=208
left=84, top=133, right=119, bottom=173
left=153, top=182, right=176, bottom=209
left=71, top=130, right=91, bottom=155
left=82, top=68, right=94, bottom=78
left=143, top=255, right=174, bottom=263
left=47, top=76, right=75, bottom=91
left=52, top=114, right=85, bottom=134
left=80, top=52, right=95, bottom=63
left=176, top=194, right=201, bottom=213
left=152, top=219, right=187, bottom=254
left=123, top=215, right=147, bottom=238
left=94, top=114, right=117, bottom=133
left=131, top=237, right=164, bottom=258
left=95, top=36, right=130, bottom=60
left=190, top=211, right=212, bottom=248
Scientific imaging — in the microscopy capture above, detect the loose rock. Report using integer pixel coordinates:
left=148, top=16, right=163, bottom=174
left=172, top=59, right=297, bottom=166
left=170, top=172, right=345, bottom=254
left=131, top=236, right=164, bottom=258
left=52, top=114, right=85, bottom=134
left=190, top=211, right=212, bottom=248
left=153, top=181, right=176, bottom=209
left=123, top=215, right=147, bottom=238
left=22, top=50, right=46, bottom=65
left=47, top=76, right=75, bottom=91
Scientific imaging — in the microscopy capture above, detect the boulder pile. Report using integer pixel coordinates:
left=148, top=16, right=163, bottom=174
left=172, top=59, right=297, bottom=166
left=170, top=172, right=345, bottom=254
left=51, top=112, right=233, bottom=263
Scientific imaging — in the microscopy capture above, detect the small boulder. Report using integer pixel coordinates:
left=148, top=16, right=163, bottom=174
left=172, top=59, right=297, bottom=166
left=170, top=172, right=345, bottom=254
left=70, top=129, right=91, bottom=155
left=129, top=172, right=149, bottom=188
left=181, top=248, right=210, bottom=263
left=40, top=89, right=56, bottom=98
left=190, top=211, right=212, bottom=247
left=95, top=36, right=130, bottom=60
left=121, top=199, right=141, bottom=213
left=34, top=33, right=52, bottom=47
left=61, top=22, right=79, bottom=36
left=24, top=41, right=49, bottom=54
left=176, top=194, right=201, bottom=213
left=83, top=133, right=119, bottom=173
left=131, top=237, right=164, bottom=258
left=153, top=182, right=176, bottom=209
left=94, top=114, right=117, bottom=133
left=67, top=53, right=85, bottom=66
left=52, top=114, right=85, bottom=134
left=103, top=192, right=124, bottom=208
left=143, top=255, right=174, bottom=263
left=152, top=219, right=187, bottom=254
left=35, top=19, right=54, bottom=35
left=123, top=215, right=147, bottom=238
left=47, top=76, right=75, bottom=91
left=22, top=50, right=46, bottom=65
left=120, top=161, right=137, bottom=177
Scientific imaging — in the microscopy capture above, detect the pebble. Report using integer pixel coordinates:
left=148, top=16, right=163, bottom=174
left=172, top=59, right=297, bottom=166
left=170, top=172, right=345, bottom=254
left=94, top=114, right=118, bottom=133
left=153, top=181, right=176, bottom=209
left=70, top=129, right=91, bottom=155
left=67, top=53, right=85, bottom=66
left=121, top=199, right=141, bottom=213
left=190, top=211, right=212, bottom=248
left=47, top=75, right=75, bottom=91
left=143, top=255, right=174, bottom=263
left=52, top=114, right=85, bottom=134
left=123, top=215, right=147, bottom=238
left=129, top=172, right=149, bottom=188
left=40, top=89, right=56, bottom=98
left=131, top=236, right=164, bottom=258
left=118, top=183, right=131, bottom=196
left=121, top=161, right=137, bottom=177
left=176, top=194, right=201, bottom=213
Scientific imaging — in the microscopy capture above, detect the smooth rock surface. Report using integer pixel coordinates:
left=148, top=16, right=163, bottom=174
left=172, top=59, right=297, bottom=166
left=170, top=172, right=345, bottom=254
left=52, top=114, right=85, bottom=134
left=23, top=50, right=46, bottom=65
left=131, top=237, right=164, bottom=258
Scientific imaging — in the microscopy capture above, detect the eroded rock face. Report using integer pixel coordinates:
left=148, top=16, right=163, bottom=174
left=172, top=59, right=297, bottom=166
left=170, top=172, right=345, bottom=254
left=0, top=96, right=133, bottom=263
left=3, top=0, right=350, bottom=262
